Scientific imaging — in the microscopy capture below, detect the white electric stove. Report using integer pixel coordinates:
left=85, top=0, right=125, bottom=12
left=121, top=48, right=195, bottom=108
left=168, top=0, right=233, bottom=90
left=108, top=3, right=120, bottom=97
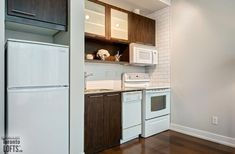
left=122, top=73, right=171, bottom=138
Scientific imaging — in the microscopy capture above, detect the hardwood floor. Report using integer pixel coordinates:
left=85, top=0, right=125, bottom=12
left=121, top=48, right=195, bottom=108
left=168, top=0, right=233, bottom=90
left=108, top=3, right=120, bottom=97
left=100, top=131, right=235, bottom=154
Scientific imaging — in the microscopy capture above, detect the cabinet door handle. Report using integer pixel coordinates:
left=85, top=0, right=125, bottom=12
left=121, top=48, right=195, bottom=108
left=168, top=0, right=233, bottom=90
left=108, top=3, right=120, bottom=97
left=107, top=94, right=119, bottom=97
left=12, top=9, right=36, bottom=17
left=89, top=95, right=103, bottom=98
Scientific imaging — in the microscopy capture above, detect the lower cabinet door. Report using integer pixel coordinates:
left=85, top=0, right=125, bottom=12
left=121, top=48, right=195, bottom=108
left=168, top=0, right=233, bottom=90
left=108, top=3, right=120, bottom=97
left=104, top=93, right=121, bottom=148
left=84, top=92, right=121, bottom=154
left=85, top=94, right=105, bottom=154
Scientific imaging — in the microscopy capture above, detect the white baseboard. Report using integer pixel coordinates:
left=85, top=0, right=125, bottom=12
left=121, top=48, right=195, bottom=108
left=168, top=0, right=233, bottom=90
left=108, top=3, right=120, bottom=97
left=170, top=123, right=235, bottom=148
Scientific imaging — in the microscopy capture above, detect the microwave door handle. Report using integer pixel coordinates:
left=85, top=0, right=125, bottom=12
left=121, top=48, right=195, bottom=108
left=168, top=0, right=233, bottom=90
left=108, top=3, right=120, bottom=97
left=152, top=51, right=157, bottom=64
left=152, top=51, right=154, bottom=64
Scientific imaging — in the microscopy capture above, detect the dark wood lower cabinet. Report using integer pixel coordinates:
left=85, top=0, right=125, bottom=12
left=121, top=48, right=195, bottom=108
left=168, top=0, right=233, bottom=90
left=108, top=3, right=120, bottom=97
left=85, top=92, right=121, bottom=154
left=85, top=94, right=105, bottom=154
left=104, top=93, right=121, bottom=148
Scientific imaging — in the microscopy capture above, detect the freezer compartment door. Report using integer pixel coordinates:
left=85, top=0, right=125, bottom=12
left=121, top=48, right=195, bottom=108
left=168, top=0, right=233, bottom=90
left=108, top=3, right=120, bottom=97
left=7, top=40, right=69, bottom=88
left=6, top=87, right=69, bottom=154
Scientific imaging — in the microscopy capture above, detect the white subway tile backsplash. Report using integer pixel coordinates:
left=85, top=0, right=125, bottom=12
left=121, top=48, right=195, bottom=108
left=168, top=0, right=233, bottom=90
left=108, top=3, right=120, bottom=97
left=86, top=80, right=122, bottom=90
left=85, top=62, right=145, bottom=89
left=85, top=63, right=145, bottom=81
left=146, top=7, right=171, bottom=87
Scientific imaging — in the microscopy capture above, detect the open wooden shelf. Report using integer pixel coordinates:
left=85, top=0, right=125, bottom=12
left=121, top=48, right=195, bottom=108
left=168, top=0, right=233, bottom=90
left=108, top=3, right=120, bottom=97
left=85, top=59, right=129, bottom=65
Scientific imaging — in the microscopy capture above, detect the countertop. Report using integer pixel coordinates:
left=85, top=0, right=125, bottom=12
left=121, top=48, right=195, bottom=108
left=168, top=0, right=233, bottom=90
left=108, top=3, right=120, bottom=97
left=85, top=86, right=170, bottom=94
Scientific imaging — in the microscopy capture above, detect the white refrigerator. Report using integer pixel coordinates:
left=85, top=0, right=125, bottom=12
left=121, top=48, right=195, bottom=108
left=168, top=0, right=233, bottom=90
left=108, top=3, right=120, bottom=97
left=5, top=39, right=69, bottom=154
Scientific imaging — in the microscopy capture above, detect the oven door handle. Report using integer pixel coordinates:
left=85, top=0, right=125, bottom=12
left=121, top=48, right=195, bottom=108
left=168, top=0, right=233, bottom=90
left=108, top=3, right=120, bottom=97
left=146, top=91, right=169, bottom=96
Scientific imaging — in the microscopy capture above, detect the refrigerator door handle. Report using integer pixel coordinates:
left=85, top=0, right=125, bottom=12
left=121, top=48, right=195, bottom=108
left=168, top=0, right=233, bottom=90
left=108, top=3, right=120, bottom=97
left=8, top=86, right=69, bottom=92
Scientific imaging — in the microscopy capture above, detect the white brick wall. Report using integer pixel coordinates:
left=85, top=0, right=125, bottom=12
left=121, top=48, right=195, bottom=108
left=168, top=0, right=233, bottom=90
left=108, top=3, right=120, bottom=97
left=146, top=7, right=171, bottom=87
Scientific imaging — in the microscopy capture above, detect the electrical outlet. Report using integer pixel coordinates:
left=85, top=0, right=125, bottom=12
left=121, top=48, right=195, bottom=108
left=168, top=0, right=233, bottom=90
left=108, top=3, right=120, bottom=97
left=212, top=116, right=218, bottom=125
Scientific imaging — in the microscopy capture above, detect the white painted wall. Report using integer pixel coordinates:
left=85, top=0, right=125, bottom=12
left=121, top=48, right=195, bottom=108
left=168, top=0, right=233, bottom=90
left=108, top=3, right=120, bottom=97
left=171, top=0, right=235, bottom=141
left=52, top=1, right=85, bottom=153
left=0, top=0, right=4, bottom=153
left=54, top=31, right=69, bottom=45
left=69, top=0, right=85, bottom=153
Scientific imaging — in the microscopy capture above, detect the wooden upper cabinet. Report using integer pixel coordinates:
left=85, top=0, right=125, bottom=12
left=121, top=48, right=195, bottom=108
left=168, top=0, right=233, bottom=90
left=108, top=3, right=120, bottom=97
left=36, top=0, right=67, bottom=25
left=110, top=8, right=128, bottom=41
left=84, top=0, right=155, bottom=45
left=7, top=0, right=37, bottom=19
left=129, top=13, right=156, bottom=46
left=85, top=0, right=106, bottom=37
left=6, top=0, right=68, bottom=31
left=85, top=0, right=129, bottom=43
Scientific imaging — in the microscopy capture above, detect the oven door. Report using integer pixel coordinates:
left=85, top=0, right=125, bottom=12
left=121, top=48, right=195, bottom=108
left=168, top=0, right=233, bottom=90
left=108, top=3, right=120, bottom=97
left=145, top=90, right=170, bottom=120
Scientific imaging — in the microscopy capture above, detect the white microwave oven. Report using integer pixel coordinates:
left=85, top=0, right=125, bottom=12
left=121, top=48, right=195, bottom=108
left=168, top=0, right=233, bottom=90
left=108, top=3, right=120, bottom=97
left=129, top=43, right=158, bottom=66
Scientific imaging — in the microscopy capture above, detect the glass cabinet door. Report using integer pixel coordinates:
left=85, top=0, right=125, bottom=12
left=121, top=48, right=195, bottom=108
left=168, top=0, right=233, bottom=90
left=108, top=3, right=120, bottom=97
left=110, top=9, right=128, bottom=40
left=85, top=1, right=105, bottom=37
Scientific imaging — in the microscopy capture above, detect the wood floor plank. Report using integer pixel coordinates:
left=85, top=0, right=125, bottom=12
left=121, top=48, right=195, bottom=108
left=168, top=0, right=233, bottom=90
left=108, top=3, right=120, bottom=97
left=100, top=131, right=235, bottom=154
